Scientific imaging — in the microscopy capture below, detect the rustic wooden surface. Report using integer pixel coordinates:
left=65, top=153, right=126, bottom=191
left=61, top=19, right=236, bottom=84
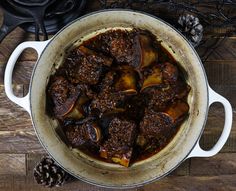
left=0, top=2, right=236, bottom=191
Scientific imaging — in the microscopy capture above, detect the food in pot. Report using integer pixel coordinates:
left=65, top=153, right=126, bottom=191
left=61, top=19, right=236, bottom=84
left=46, top=29, right=191, bottom=167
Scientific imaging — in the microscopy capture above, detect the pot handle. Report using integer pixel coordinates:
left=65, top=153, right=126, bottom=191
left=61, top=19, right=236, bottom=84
left=187, top=87, right=232, bottom=158
left=4, top=40, right=50, bottom=114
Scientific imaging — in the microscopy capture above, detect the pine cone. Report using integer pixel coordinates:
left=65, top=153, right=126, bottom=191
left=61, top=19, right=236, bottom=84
left=34, top=156, right=70, bottom=187
left=178, top=14, right=203, bottom=47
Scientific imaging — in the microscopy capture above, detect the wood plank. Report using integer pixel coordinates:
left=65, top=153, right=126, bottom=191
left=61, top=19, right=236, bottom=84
left=0, top=85, right=44, bottom=153
left=199, top=131, right=236, bottom=153
left=198, top=94, right=236, bottom=153
left=190, top=153, right=236, bottom=176
left=170, top=159, right=190, bottom=176
left=0, top=84, right=31, bottom=131
left=24, top=154, right=188, bottom=191
left=26, top=154, right=138, bottom=191
left=209, top=85, right=236, bottom=111
left=0, top=27, right=37, bottom=63
left=0, top=175, right=13, bottom=191
left=198, top=108, right=236, bottom=152
left=0, top=154, right=26, bottom=175
left=202, top=102, right=235, bottom=132
left=12, top=176, right=26, bottom=191
left=204, top=61, right=236, bottom=89
left=3, top=174, right=236, bottom=191
left=197, top=38, right=236, bottom=61
left=141, top=175, right=236, bottom=191
left=0, top=61, right=34, bottom=85
left=205, top=60, right=236, bottom=85
left=0, top=130, right=44, bottom=154
left=26, top=154, right=139, bottom=190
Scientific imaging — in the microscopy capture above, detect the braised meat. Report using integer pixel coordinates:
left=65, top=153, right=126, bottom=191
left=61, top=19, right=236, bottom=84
left=65, top=46, right=112, bottom=85
left=48, top=76, right=76, bottom=106
left=65, top=121, right=102, bottom=147
left=100, top=117, right=137, bottom=167
left=48, top=76, right=80, bottom=118
left=146, top=87, right=176, bottom=112
left=46, top=28, right=191, bottom=167
left=162, top=62, right=179, bottom=83
left=109, top=33, right=137, bottom=66
left=91, top=72, right=126, bottom=114
left=85, top=30, right=139, bottom=67
left=140, top=109, right=174, bottom=140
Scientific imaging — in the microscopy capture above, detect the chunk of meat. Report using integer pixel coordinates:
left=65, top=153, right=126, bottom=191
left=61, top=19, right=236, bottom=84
left=85, top=30, right=140, bottom=68
left=65, top=121, right=102, bottom=147
left=109, top=36, right=135, bottom=64
left=66, top=56, right=102, bottom=85
left=65, top=46, right=113, bottom=85
left=100, top=117, right=137, bottom=167
left=48, top=76, right=76, bottom=106
left=91, top=89, right=125, bottom=114
left=140, top=109, right=174, bottom=140
left=109, top=31, right=158, bottom=69
left=123, top=94, right=147, bottom=122
left=145, top=87, right=175, bottom=112
left=47, top=76, right=80, bottom=118
left=144, top=80, right=190, bottom=112
left=48, top=76, right=96, bottom=120
left=162, top=62, right=178, bottom=83
left=171, top=80, right=191, bottom=99
left=78, top=46, right=113, bottom=67
left=91, top=72, right=126, bottom=114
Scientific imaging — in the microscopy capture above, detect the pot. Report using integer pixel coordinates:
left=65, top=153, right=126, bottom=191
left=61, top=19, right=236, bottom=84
left=4, top=10, right=233, bottom=188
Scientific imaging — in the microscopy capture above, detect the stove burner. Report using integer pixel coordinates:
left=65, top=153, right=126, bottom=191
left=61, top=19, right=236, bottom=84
left=0, top=0, right=86, bottom=42
left=22, top=0, right=86, bottom=35
left=12, top=0, right=50, bottom=6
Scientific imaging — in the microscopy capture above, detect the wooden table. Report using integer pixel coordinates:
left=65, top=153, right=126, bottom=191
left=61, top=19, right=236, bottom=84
left=0, top=2, right=235, bottom=191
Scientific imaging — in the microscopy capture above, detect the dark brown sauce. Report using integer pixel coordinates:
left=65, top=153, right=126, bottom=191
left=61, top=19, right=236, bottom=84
left=47, top=28, right=190, bottom=167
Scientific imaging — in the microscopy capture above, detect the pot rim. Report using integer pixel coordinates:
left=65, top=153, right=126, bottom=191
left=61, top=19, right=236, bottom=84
left=29, top=9, right=209, bottom=189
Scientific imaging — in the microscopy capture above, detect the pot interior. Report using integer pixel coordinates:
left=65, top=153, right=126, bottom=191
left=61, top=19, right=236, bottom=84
left=30, top=10, right=208, bottom=188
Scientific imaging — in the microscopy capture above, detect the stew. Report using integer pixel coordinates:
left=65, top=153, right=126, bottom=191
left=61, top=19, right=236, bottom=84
left=46, top=29, right=191, bottom=167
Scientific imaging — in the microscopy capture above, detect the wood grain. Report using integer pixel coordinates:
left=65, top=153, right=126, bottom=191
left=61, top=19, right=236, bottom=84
left=0, top=154, right=26, bottom=175
left=26, top=154, right=138, bottom=191
left=0, top=61, right=34, bottom=85
left=197, top=38, right=236, bottom=61
left=141, top=175, right=236, bottom=191
left=170, top=160, right=190, bottom=176
left=0, top=28, right=36, bottom=63
left=0, top=85, right=29, bottom=131
left=0, top=85, right=44, bottom=153
left=204, top=61, right=236, bottom=89
left=0, top=175, right=13, bottom=191
left=200, top=131, right=236, bottom=153
left=190, top=153, right=236, bottom=176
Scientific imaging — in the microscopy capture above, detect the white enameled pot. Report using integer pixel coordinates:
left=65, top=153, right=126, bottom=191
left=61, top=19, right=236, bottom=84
left=4, top=10, right=233, bottom=188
